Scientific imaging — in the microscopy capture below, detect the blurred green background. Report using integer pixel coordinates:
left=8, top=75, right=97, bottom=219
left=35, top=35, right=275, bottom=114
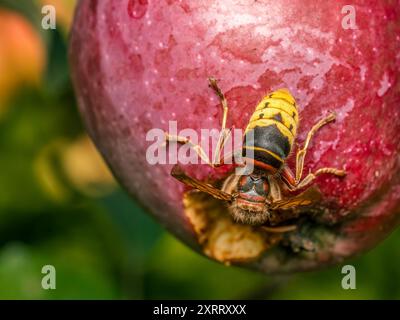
left=0, top=0, right=399, bottom=299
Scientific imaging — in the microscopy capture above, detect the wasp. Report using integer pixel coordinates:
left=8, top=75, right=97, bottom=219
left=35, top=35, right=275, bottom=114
left=165, top=78, right=346, bottom=229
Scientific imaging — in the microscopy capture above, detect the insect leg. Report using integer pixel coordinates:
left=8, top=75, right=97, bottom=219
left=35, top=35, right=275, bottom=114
left=267, top=208, right=303, bottom=225
left=171, top=165, right=233, bottom=201
left=261, top=225, right=297, bottom=233
left=294, top=167, right=346, bottom=190
left=282, top=113, right=345, bottom=191
left=208, top=77, right=230, bottom=164
left=164, top=132, right=214, bottom=167
left=163, top=78, right=233, bottom=168
left=294, top=113, right=336, bottom=183
left=280, top=165, right=297, bottom=190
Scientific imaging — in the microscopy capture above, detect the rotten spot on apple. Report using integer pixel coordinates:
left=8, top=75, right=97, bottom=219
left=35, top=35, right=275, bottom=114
left=69, top=0, right=400, bottom=273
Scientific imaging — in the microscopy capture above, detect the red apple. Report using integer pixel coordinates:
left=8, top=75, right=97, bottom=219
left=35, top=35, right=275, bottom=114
left=69, top=0, right=400, bottom=273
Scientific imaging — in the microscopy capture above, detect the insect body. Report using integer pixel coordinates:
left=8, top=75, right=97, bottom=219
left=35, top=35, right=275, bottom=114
left=242, top=88, right=298, bottom=173
left=165, top=78, right=346, bottom=228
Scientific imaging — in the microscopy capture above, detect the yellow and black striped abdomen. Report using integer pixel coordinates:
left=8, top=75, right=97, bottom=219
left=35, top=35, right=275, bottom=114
left=242, top=88, right=299, bottom=172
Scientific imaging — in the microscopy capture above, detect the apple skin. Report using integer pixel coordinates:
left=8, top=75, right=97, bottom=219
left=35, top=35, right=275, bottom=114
left=69, top=0, right=400, bottom=273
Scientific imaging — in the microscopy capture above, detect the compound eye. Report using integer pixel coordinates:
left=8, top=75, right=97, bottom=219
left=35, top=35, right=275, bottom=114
left=255, top=178, right=269, bottom=196
left=238, top=175, right=253, bottom=192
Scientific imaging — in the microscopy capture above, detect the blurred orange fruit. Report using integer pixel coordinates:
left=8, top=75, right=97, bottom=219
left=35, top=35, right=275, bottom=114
left=61, top=135, right=116, bottom=197
left=35, top=135, right=116, bottom=202
left=0, top=9, right=45, bottom=115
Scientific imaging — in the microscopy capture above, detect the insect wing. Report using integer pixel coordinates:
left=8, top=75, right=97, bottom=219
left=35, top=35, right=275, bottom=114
left=269, top=187, right=321, bottom=210
left=171, top=165, right=233, bottom=202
